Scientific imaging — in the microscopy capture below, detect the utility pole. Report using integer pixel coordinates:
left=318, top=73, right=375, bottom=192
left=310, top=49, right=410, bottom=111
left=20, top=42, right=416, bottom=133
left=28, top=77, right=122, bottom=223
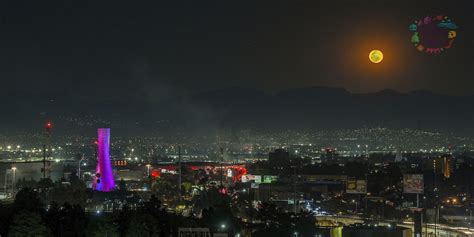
left=42, top=144, right=47, bottom=179
left=220, top=147, right=224, bottom=188
left=434, top=204, right=439, bottom=237
left=78, top=154, right=85, bottom=181
left=364, top=173, right=368, bottom=218
left=11, top=167, right=16, bottom=194
left=357, top=194, right=361, bottom=215
left=417, top=193, right=420, bottom=208
left=470, top=208, right=472, bottom=226
left=293, top=166, right=297, bottom=214
left=42, top=121, right=52, bottom=179
left=353, top=198, right=359, bottom=214
left=178, top=146, right=182, bottom=201
left=425, top=218, right=428, bottom=237
left=356, top=199, right=358, bottom=215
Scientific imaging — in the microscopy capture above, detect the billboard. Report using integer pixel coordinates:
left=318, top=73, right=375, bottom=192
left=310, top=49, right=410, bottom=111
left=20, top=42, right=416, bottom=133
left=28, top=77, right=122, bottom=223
left=403, top=174, right=424, bottom=194
left=241, top=175, right=251, bottom=183
left=262, top=175, right=278, bottom=184
left=242, top=175, right=278, bottom=183
left=346, top=180, right=367, bottom=194
left=241, top=175, right=262, bottom=183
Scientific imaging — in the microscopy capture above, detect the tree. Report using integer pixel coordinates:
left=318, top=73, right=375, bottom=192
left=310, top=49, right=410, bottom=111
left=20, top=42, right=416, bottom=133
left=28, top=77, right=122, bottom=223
left=254, top=202, right=317, bottom=237
left=293, top=211, right=318, bottom=237
left=142, top=195, right=168, bottom=236
left=192, top=187, right=229, bottom=211
left=200, top=197, right=241, bottom=236
left=125, top=213, right=160, bottom=237
left=181, top=182, right=193, bottom=195
left=118, top=178, right=127, bottom=192
left=13, top=188, right=43, bottom=213
left=87, top=216, right=119, bottom=237
left=43, top=202, right=87, bottom=237
left=58, top=203, right=87, bottom=236
left=152, top=179, right=178, bottom=205
left=49, top=179, right=87, bottom=206
left=16, top=178, right=37, bottom=190
left=37, top=178, right=54, bottom=190
left=142, top=195, right=163, bottom=217
left=44, top=202, right=61, bottom=236
left=114, top=204, right=161, bottom=237
left=115, top=204, right=131, bottom=236
left=8, top=211, right=50, bottom=237
left=0, top=203, right=14, bottom=236
left=255, top=202, right=282, bottom=227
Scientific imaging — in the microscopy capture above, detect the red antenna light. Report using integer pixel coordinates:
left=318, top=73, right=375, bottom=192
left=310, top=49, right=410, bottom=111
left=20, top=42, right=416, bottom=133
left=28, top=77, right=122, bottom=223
left=45, top=120, right=52, bottom=130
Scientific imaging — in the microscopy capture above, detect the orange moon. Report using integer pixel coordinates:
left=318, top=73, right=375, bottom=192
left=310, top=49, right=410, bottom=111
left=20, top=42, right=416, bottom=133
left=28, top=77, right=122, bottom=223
left=369, top=50, right=383, bottom=63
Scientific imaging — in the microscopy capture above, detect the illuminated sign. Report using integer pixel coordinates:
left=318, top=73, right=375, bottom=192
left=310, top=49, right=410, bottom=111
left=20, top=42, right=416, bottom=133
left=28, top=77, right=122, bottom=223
left=241, top=175, right=262, bottom=183
left=346, top=180, right=367, bottom=194
left=262, top=175, right=278, bottom=184
left=403, top=174, right=424, bottom=194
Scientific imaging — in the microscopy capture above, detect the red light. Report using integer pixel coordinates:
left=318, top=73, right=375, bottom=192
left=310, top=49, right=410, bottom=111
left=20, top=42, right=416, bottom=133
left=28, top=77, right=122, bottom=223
left=151, top=169, right=161, bottom=178
left=45, top=121, right=52, bottom=129
left=94, top=140, right=98, bottom=145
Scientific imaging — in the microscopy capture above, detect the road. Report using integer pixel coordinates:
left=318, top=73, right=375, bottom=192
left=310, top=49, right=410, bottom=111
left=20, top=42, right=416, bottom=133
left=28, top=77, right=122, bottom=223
left=316, top=215, right=473, bottom=237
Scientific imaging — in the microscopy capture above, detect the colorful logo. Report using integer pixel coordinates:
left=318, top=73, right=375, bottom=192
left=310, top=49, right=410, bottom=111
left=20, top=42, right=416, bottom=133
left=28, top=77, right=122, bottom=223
left=409, top=15, right=458, bottom=54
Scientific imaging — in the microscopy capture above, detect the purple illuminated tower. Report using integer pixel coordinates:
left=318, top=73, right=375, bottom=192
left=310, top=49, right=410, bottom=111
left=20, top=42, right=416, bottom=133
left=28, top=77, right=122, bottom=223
left=93, top=128, right=115, bottom=192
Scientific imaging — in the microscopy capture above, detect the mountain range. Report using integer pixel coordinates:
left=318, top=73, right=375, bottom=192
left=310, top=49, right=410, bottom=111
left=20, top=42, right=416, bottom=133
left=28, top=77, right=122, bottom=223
left=2, top=87, right=474, bottom=136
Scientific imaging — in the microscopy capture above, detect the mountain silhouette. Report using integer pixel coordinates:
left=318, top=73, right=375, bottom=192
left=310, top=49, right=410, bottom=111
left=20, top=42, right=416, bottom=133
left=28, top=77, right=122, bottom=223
left=1, top=87, right=473, bottom=136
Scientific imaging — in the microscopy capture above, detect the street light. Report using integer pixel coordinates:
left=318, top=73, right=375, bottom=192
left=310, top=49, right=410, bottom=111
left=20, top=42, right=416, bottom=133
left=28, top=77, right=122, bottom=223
left=452, top=198, right=458, bottom=204
left=11, top=167, right=17, bottom=194
left=352, top=199, right=358, bottom=214
left=78, top=155, right=85, bottom=181
left=146, top=164, right=151, bottom=177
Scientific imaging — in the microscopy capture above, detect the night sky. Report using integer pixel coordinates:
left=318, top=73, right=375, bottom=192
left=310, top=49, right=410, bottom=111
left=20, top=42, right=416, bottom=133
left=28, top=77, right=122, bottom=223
left=1, top=0, right=473, bottom=100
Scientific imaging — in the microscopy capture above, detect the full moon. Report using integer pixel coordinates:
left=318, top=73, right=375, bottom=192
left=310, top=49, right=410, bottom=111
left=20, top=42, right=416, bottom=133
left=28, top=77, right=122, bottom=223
left=369, top=49, right=383, bottom=64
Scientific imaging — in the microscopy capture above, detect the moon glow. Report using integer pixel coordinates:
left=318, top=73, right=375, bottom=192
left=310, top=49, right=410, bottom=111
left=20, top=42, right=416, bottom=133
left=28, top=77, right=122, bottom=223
left=369, top=50, right=384, bottom=64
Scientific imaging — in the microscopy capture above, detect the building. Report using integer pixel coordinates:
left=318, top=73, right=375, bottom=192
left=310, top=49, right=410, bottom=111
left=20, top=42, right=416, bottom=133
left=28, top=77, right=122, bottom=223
left=178, top=227, right=211, bottom=237
left=269, top=149, right=289, bottom=163
left=93, top=128, right=115, bottom=192
left=430, top=155, right=453, bottom=178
